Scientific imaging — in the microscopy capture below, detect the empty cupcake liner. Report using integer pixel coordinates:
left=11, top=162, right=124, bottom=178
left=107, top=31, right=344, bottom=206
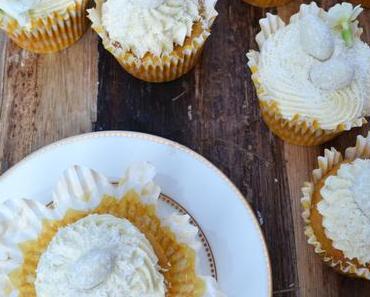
left=88, top=0, right=218, bottom=83
left=246, top=2, right=367, bottom=146
left=301, top=133, right=370, bottom=279
left=0, top=0, right=91, bottom=53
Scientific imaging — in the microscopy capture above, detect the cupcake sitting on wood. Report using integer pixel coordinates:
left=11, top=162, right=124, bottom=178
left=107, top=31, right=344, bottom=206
left=88, top=0, right=218, bottom=83
left=247, top=2, right=370, bottom=146
left=0, top=0, right=92, bottom=53
left=302, top=133, right=370, bottom=279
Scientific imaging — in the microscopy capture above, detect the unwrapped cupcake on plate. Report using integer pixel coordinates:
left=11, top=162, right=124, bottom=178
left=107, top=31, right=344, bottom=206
left=88, top=0, right=218, bottom=83
left=247, top=2, right=370, bottom=146
left=302, top=133, right=370, bottom=279
left=0, top=163, right=226, bottom=297
left=0, top=0, right=92, bottom=53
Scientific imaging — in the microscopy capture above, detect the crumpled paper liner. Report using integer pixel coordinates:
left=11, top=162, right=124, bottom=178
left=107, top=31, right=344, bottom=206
left=242, top=0, right=293, bottom=8
left=88, top=0, right=218, bottom=83
left=0, top=0, right=91, bottom=53
left=10, top=192, right=205, bottom=297
left=246, top=2, right=367, bottom=146
left=301, top=133, right=370, bottom=279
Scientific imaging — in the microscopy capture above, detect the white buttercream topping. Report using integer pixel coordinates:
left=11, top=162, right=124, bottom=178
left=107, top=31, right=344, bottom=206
left=0, top=0, right=39, bottom=25
left=318, top=159, right=370, bottom=265
left=309, top=57, right=355, bottom=91
left=68, top=249, right=115, bottom=290
left=35, top=214, right=165, bottom=297
left=101, top=0, right=201, bottom=58
left=0, top=0, right=75, bottom=26
left=256, top=7, right=370, bottom=130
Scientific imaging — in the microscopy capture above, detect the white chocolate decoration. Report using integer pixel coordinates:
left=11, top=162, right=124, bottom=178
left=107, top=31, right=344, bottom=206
left=309, top=57, right=355, bottom=91
left=300, top=15, right=334, bottom=61
left=68, top=249, right=114, bottom=290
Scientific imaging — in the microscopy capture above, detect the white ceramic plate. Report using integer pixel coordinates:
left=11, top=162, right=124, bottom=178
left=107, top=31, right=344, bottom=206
left=0, top=131, right=272, bottom=297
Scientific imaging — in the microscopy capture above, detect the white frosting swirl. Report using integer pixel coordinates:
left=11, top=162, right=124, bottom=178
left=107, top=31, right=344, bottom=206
left=257, top=12, right=370, bottom=130
left=101, top=0, right=201, bottom=58
left=35, top=214, right=165, bottom=297
left=0, top=0, right=75, bottom=26
left=318, top=159, right=370, bottom=265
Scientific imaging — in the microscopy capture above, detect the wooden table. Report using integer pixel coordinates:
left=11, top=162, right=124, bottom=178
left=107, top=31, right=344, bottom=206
left=0, top=0, right=369, bottom=296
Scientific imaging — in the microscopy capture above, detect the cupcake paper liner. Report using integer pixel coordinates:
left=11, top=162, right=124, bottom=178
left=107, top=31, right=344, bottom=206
left=88, top=0, right=218, bottom=83
left=0, top=0, right=91, bottom=53
left=0, top=163, right=222, bottom=297
left=246, top=2, right=367, bottom=146
left=301, top=133, right=370, bottom=279
left=242, top=0, right=293, bottom=8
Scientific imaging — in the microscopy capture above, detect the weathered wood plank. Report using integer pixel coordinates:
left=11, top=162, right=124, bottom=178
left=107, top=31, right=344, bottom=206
left=0, top=28, right=98, bottom=173
left=95, top=0, right=298, bottom=294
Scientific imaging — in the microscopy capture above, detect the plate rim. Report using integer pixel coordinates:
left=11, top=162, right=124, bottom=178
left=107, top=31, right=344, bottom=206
left=0, top=130, right=272, bottom=296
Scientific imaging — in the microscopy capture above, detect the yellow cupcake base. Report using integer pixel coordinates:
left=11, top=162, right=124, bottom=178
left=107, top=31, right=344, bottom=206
left=10, top=191, right=205, bottom=297
left=242, top=0, right=293, bottom=7
left=0, top=0, right=91, bottom=53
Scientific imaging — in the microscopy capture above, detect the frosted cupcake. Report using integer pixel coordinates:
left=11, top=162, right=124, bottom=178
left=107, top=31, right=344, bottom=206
left=0, top=163, right=226, bottom=297
left=0, top=0, right=92, bottom=53
left=302, top=133, right=370, bottom=279
left=242, top=0, right=292, bottom=8
left=247, top=2, right=370, bottom=146
left=88, top=0, right=218, bottom=83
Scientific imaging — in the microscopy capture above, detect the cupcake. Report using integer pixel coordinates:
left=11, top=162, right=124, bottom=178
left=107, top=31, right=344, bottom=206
left=0, top=0, right=92, bottom=53
left=88, top=0, right=218, bottom=83
left=242, top=0, right=292, bottom=8
left=247, top=2, right=370, bottom=146
left=0, top=163, right=226, bottom=297
left=302, top=133, right=370, bottom=279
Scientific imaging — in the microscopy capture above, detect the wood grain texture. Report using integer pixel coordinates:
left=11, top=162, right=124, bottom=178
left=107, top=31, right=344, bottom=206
left=0, top=28, right=98, bottom=173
